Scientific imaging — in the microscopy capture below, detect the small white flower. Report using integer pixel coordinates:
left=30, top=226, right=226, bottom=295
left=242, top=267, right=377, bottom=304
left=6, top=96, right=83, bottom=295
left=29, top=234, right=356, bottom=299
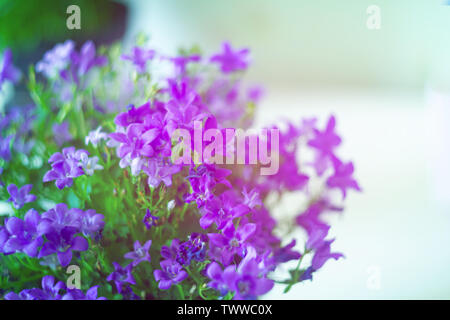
left=167, top=200, right=175, bottom=211
left=130, top=157, right=144, bottom=176
left=80, top=154, right=103, bottom=176
left=85, top=126, right=107, bottom=147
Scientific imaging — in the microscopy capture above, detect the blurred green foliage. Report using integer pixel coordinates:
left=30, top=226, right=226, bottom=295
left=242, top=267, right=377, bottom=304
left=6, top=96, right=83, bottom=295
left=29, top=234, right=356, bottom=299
left=0, top=0, right=120, bottom=52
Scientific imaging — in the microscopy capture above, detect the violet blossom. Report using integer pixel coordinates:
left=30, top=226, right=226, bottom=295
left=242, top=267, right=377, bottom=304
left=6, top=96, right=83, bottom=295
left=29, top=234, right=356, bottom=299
left=4, top=275, right=65, bottom=300
left=62, top=286, right=106, bottom=300
left=177, top=233, right=208, bottom=265
left=0, top=135, right=13, bottom=161
left=326, top=158, right=361, bottom=199
left=153, top=260, right=188, bottom=290
left=142, top=209, right=159, bottom=230
left=36, top=40, right=75, bottom=78
left=122, top=46, right=155, bottom=73
left=38, top=227, right=89, bottom=267
left=43, top=147, right=88, bottom=189
left=208, top=220, right=256, bottom=265
left=2, top=209, right=42, bottom=257
left=7, top=184, right=37, bottom=209
left=0, top=48, right=21, bottom=88
left=78, top=209, right=105, bottom=238
left=124, top=240, right=152, bottom=267
left=107, top=262, right=136, bottom=294
left=210, top=42, right=250, bottom=73
left=206, top=247, right=273, bottom=300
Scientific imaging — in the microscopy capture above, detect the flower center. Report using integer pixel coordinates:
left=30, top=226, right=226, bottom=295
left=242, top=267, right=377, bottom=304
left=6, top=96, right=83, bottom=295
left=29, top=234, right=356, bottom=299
left=230, top=238, right=240, bottom=248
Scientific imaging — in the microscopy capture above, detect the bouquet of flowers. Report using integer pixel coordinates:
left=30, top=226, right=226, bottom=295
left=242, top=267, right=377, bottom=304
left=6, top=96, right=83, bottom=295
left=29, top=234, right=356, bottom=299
left=0, top=37, right=360, bottom=300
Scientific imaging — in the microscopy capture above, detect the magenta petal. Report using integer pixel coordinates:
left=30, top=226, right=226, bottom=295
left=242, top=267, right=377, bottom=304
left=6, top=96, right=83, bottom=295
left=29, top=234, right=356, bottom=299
left=173, top=270, right=188, bottom=283
left=254, top=277, right=274, bottom=295
left=206, top=262, right=223, bottom=281
left=57, top=250, right=73, bottom=267
left=237, top=223, right=256, bottom=242
left=158, top=280, right=172, bottom=290
left=71, top=236, right=88, bottom=251
left=208, top=233, right=227, bottom=247
left=153, top=269, right=164, bottom=282
left=109, top=132, right=127, bottom=143
left=7, top=184, right=18, bottom=198
left=39, top=242, right=56, bottom=257
left=6, top=217, right=23, bottom=235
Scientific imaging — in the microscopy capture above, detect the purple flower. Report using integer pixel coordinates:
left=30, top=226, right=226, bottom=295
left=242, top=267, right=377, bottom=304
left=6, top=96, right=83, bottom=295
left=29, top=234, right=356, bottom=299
left=2, top=209, right=42, bottom=257
left=199, top=192, right=250, bottom=230
left=143, top=158, right=181, bottom=188
left=206, top=248, right=273, bottom=300
left=185, top=164, right=232, bottom=208
left=153, top=260, right=188, bottom=290
left=169, top=54, right=201, bottom=75
left=299, top=266, right=314, bottom=282
left=160, top=238, right=181, bottom=261
left=38, top=227, right=88, bottom=267
left=0, top=49, right=21, bottom=88
left=308, top=115, right=341, bottom=158
left=273, top=239, right=302, bottom=264
left=0, top=225, right=9, bottom=254
left=4, top=275, right=66, bottom=300
left=43, top=147, right=87, bottom=189
left=78, top=209, right=105, bottom=238
left=43, top=161, right=80, bottom=189
left=7, top=184, right=37, bottom=209
left=53, top=122, right=73, bottom=146
left=114, top=103, right=151, bottom=128
left=177, top=233, right=208, bottom=265
left=326, top=158, right=361, bottom=199
left=71, top=41, right=107, bottom=77
left=0, top=135, right=13, bottom=161
left=38, top=203, right=81, bottom=233
left=210, top=42, right=250, bottom=73
left=124, top=240, right=152, bottom=267
left=310, top=239, right=344, bottom=271
left=62, top=286, right=106, bottom=300
left=107, top=262, right=136, bottom=294
left=47, top=146, right=88, bottom=166
left=142, top=209, right=159, bottom=230
left=242, top=188, right=262, bottom=209
left=208, top=221, right=256, bottom=265
left=85, top=126, right=107, bottom=147
left=122, top=46, right=155, bottom=73
left=109, top=124, right=159, bottom=159
left=36, top=40, right=75, bottom=78
left=37, top=204, right=89, bottom=266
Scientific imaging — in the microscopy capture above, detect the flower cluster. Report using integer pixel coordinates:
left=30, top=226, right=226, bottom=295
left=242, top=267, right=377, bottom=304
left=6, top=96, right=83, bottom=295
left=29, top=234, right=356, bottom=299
left=4, top=275, right=105, bottom=300
left=43, top=147, right=103, bottom=189
left=0, top=39, right=360, bottom=300
left=0, top=204, right=104, bottom=267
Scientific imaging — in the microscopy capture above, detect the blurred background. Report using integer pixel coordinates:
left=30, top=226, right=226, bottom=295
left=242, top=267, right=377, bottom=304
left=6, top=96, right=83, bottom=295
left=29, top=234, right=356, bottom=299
left=2, top=0, right=450, bottom=299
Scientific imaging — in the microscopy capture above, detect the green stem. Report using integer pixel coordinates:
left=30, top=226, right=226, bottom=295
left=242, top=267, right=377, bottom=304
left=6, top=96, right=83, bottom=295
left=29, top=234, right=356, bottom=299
left=284, top=253, right=306, bottom=293
left=176, top=284, right=185, bottom=300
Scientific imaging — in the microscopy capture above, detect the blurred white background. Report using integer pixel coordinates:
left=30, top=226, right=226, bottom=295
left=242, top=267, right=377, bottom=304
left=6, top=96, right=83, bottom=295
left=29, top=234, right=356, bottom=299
left=121, top=0, right=450, bottom=298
